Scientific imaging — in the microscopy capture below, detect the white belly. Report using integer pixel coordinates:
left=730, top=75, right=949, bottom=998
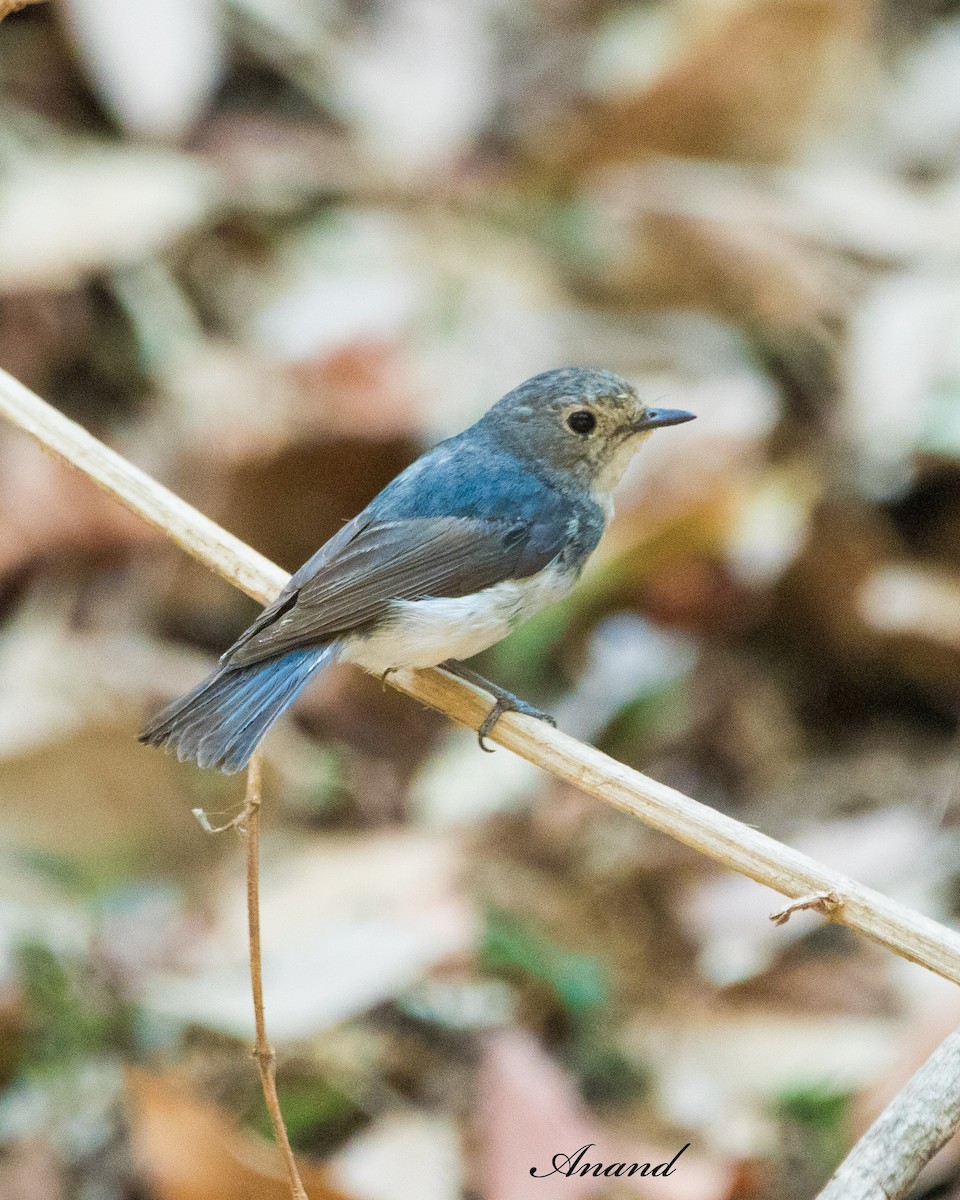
left=339, top=564, right=575, bottom=673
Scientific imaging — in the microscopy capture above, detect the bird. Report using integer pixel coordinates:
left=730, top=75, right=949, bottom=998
left=139, top=367, right=694, bottom=773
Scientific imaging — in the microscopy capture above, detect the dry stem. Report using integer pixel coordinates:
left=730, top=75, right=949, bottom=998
left=817, top=1028, right=960, bottom=1200
left=4, top=365, right=960, bottom=991
left=195, top=756, right=308, bottom=1199
left=238, top=754, right=308, bottom=1200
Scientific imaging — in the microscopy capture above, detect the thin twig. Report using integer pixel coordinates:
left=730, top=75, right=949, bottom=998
left=195, top=758, right=307, bottom=1199
left=239, top=753, right=308, bottom=1200
left=817, top=1028, right=960, bottom=1200
left=194, top=757, right=306, bottom=1198
left=4, top=365, right=960, bottom=988
left=770, top=890, right=844, bottom=927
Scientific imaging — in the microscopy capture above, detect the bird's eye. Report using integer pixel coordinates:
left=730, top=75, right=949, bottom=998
left=567, top=410, right=596, bottom=435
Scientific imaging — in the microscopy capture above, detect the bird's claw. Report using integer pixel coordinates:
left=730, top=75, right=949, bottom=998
left=438, top=659, right=555, bottom=751
left=476, top=696, right=556, bottom=751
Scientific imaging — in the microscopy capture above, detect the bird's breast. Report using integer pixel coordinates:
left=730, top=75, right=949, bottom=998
left=339, top=562, right=577, bottom=673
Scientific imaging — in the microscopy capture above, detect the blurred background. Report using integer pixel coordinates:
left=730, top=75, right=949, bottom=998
left=3, top=0, right=960, bottom=1196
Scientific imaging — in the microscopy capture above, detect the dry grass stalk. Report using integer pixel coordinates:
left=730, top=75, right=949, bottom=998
left=238, top=752, right=308, bottom=1200
left=3, top=362, right=960, bottom=995
left=817, top=1027, right=960, bottom=1200
left=194, top=756, right=311, bottom=1197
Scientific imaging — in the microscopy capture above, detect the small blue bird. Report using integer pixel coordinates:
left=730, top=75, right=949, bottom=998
left=139, top=368, right=694, bottom=772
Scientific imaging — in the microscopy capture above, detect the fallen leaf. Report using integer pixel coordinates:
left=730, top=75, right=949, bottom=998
left=0, top=1136, right=64, bottom=1200
left=0, top=431, right=159, bottom=582
left=196, top=116, right=369, bottom=208
left=145, top=833, right=476, bottom=1040
left=845, top=273, right=960, bottom=494
left=329, top=1111, right=462, bottom=1200
left=623, top=1006, right=897, bottom=1156
left=0, top=150, right=218, bottom=290
left=477, top=1028, right=733, bottom=1200
left=61, top=0, right=225, bottom=139
left=126, top=1067, right=353, bottom=1200
left=554, top=0, right=872, bottom=174
left=326, top=0, right=495, bottom=176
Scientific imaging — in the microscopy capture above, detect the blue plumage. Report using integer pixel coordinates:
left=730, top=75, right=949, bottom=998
left=138, top=367, right=695, bottom=772
left=141, top=647, right=334, bottom=773
left=376, top=433, right=561, bottom=522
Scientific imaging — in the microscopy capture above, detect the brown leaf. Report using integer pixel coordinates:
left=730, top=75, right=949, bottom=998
left=0, top=0, right=46, bottom=22
left=126, top=1067, right=355, bottom=1200
left=0, top=290, right=93, bottom=396
left=543, top=0, right=871, bottom=177
left=0, top=430, right=159, bottom=581
left=589, top=203, right=850, bottom=428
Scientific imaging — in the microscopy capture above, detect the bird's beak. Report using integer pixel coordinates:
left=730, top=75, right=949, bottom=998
left=629, top=407, right=696, bottom=433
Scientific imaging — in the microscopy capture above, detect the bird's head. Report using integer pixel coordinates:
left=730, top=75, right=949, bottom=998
left=483, top=367, right=695, bottom=497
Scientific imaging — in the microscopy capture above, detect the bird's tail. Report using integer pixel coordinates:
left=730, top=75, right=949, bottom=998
left=139, top=646, right=335, bottom=774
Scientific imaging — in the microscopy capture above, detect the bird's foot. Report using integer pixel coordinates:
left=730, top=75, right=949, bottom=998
left=440, top=660, right=556, bottom=751
left=475, top=692, right=556, bottom=751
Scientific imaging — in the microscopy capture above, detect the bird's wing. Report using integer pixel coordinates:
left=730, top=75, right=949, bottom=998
left=224, top=513, right=566, bottom=667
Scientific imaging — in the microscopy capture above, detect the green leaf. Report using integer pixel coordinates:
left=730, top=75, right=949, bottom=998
left=252, top=1075, right=366, bottom=1155
left=777, top=1084, right=852, bottom=1174
left=481, top=909, right=608, bottom=1017
left=14, top=940, right=136, bottom=1077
